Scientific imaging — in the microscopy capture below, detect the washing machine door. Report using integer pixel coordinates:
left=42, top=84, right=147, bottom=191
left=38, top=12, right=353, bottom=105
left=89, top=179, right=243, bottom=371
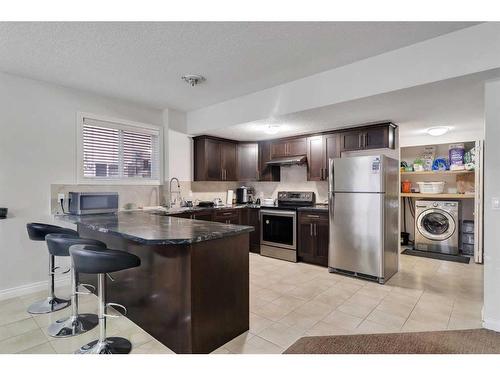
left=416, top=208, right=456, bottom=241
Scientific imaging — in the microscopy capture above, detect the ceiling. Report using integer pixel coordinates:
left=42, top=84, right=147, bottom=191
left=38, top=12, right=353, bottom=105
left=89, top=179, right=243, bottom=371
left=0, top=22, right=479, bottom=111
left=204, top=69, right=500, bottom=145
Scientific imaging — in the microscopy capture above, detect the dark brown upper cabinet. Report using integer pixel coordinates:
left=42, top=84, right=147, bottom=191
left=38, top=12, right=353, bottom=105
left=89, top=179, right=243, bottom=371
left=306, top=134, right=340, bottom=181
left=237, top=143, right=259, bottom=181
left=306, top=136, right=325, bottom=181
left=270, top=137, right=307, bottom=158
left=193, top=136, right=237, bottom=181
left=324, top=133, right=340, bottom=179
left=221, top=141, right=237, bottom=181
left=339, top=123, right=396, bottom=152
left=259, top=141, right=280, bottom=182
left=194, top=123, right=395, bottom=181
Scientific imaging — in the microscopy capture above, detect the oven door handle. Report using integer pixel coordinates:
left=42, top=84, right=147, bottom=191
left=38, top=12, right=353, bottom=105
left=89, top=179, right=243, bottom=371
left=260, top=209, right=296, bottom=217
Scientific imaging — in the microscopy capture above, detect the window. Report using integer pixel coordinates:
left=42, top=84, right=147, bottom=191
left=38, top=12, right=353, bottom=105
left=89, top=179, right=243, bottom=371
left=78, top=114, right=161, bottom=184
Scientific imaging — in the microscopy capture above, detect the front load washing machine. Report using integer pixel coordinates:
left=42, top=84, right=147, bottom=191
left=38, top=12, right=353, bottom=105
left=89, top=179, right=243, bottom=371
left=414, top=200, right=459, bottom=255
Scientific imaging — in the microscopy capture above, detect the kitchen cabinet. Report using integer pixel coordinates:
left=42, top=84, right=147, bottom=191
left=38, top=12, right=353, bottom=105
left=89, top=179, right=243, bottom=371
left=242, top=208, right=260, bottom=253
left=339, top=123, right=396, bottom=152
left=258, top=141, right=280, bottom=182
left=194, top=136, right=237, bottom=181
left=306, top=136, right=324, bottom=181
left=169, top=212, right=192, bottom=219
left=306, top=134, right=340, bottom=181
left=237, top=143, right=259, bottom=181
left=297, top=210, right=329, bottom=267
left=191, top=211, right=214, bottom=221
left=270, top=137, right=306, bottom=158
left=324, top=133, right=340, bottom=179
left=213, top=209, right=240, bottom=225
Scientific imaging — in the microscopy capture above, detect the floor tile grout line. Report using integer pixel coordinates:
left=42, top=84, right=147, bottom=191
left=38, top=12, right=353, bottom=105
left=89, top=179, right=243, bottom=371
left=0, top=318, right=41, bottom=345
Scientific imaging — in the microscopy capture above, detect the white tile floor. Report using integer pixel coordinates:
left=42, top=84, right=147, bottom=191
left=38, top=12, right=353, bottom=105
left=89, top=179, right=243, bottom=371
left=0, top=252, right=483, bottom=354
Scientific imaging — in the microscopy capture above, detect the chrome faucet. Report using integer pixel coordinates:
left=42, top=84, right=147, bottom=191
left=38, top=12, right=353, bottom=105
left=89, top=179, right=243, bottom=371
left=169, top=177, right=181, bottom=208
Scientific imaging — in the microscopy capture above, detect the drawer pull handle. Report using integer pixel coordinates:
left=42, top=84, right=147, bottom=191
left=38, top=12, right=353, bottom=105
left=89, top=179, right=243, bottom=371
left=307, top=215, right=320, bottom=218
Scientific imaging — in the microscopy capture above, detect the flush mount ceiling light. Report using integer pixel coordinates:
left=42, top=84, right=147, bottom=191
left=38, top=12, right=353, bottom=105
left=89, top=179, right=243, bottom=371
left=264, top=124, right=280, bottom=135
left=181, top=74, right=206, bottom=87
left=426, top=126, right=450, bottom=136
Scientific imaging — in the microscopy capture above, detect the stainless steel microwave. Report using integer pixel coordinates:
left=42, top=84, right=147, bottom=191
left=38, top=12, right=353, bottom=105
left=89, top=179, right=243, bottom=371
left=68, top=192, right=119, bottom=215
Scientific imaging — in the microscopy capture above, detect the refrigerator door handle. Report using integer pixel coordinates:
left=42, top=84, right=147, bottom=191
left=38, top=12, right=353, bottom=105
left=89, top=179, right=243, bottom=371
left=328, top=158, right=335, bottom=194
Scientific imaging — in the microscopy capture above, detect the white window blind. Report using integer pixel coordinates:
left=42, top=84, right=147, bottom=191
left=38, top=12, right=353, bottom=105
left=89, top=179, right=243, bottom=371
left=81, top=117, right=160, bottom=181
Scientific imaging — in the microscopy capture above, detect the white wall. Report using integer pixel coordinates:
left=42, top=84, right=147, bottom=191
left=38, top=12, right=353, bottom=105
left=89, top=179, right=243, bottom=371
left=168, top=129, right=192, bottom=181
left=0, top=72, right=163, bottom=298
left=483, top=79, right=500, bottom=330
left=187, top=23, right=500, bottom=134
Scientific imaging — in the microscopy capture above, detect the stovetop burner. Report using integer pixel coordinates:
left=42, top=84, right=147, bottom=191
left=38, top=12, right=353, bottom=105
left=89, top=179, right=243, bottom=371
left=261, top=191, right=315, bottom=211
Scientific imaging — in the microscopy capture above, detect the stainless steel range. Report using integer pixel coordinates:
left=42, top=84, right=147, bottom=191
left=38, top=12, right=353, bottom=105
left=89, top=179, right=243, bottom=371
left=260, top=191, right=315, bottom=262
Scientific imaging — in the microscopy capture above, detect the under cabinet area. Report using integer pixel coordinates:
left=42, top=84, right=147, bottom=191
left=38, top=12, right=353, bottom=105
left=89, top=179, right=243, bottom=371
left=297, top=210, right=329, bottom=266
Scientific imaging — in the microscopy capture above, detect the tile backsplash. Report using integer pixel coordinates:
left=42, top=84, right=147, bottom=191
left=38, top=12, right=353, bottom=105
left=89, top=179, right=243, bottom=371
left=167, top=165, right=328, bottom=206
left=51, top=165, right=328, bottom=213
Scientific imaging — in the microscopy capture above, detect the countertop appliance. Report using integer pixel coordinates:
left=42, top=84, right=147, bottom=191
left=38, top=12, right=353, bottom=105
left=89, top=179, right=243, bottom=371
left=236, top=186, right=254, bottom=204
left=328, top=155, right=399, bottom=284
left=68, top=192, right=118, bottom=215
left=260, top=191, right=315, bottom=262
left=415, top=200, right=459, bottom=255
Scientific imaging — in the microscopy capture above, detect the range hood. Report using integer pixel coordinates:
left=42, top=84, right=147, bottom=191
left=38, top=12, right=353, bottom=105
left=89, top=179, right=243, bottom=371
left=265, top=155, right=307, bottom=166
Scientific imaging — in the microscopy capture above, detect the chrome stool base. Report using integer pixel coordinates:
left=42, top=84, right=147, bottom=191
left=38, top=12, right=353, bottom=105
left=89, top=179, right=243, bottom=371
left=27, top=296, right=70, bottom=314
left=75, top=337, right=132, bottom=354
left=47, top=313, right=98, bottom=337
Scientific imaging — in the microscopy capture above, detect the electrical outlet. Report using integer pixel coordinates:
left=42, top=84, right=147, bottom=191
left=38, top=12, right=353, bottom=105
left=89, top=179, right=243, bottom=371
left=492, top=197, right=500, bottom=210
left=58, top=193, right=65, bottom=201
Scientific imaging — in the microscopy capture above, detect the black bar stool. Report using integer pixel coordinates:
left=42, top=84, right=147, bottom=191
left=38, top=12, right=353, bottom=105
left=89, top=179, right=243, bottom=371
left=26, top=223, right=78, bottom=314
left=69, top=244, right=141, bottom=354
left=45, top=234, right=107, bottom=338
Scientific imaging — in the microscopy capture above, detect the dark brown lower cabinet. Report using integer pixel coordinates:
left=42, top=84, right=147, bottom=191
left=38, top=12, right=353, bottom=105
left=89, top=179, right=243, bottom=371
left=192, top=211, right=213, bottom=221
left=241, top=208, right=260, bottom=253
left=213, top=209, right=240, bottom=225
left=297, top=210, right=329, bottom=267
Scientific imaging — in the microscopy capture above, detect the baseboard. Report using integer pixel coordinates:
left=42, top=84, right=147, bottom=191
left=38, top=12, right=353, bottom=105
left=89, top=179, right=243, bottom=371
left=0, top=276, right=71, bottom=301
left=483, top=318, right=500, bottom=332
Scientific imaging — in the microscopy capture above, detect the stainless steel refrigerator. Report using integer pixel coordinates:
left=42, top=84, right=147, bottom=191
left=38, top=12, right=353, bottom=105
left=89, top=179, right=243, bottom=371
left=328, top=155, right=399, bottom=284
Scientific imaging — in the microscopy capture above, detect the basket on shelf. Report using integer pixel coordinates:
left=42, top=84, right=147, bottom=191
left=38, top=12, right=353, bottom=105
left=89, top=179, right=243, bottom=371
left=416, top=181, right=445, bottom=194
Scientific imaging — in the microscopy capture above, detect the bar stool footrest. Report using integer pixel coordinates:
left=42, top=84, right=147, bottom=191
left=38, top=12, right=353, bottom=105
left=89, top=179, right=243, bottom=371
left=105, top=302, right=127, bottom=317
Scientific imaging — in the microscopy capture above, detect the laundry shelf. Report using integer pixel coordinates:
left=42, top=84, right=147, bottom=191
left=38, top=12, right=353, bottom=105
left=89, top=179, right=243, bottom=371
left=400, top=170, right=474, bottom=176
left=400, top=193, right=475, bottom=199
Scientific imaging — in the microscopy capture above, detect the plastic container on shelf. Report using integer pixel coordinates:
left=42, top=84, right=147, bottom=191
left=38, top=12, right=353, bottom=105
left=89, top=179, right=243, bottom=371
left=462, top=243, right=474, bottom=256
left=462, top=233, right=474, bottom=245
left=462, top=220, right=474, bottom=234
left=416, top=181, right=445, bottom=194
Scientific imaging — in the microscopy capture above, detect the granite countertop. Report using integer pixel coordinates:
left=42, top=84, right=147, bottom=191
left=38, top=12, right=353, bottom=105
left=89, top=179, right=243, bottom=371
left=55, top=211, right=254, bottom=246
left=146, top=204, right=260, bottom=216
left=297, top=205, right=329, bottom=212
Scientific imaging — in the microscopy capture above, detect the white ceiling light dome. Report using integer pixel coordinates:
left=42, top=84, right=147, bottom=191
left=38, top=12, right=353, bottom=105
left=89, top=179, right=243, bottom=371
left=264, top=125, right=280, bottom=135
left=426, top=126, right=450, bottom=136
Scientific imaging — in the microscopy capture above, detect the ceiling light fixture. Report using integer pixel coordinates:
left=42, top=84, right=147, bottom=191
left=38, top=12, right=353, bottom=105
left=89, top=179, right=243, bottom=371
left=181, top=74, right=206, bottom=87
left=426, top=126, right=450, bottom=136
left=264, top=125, right=280, bottom=135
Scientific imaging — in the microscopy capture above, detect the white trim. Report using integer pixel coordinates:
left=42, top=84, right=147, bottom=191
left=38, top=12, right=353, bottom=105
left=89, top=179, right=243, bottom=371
left=483, top=318, right=500, bottom=332
left=76, top=112, right=164, bottom=185
left=0, top=276, right=71, bottom=302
